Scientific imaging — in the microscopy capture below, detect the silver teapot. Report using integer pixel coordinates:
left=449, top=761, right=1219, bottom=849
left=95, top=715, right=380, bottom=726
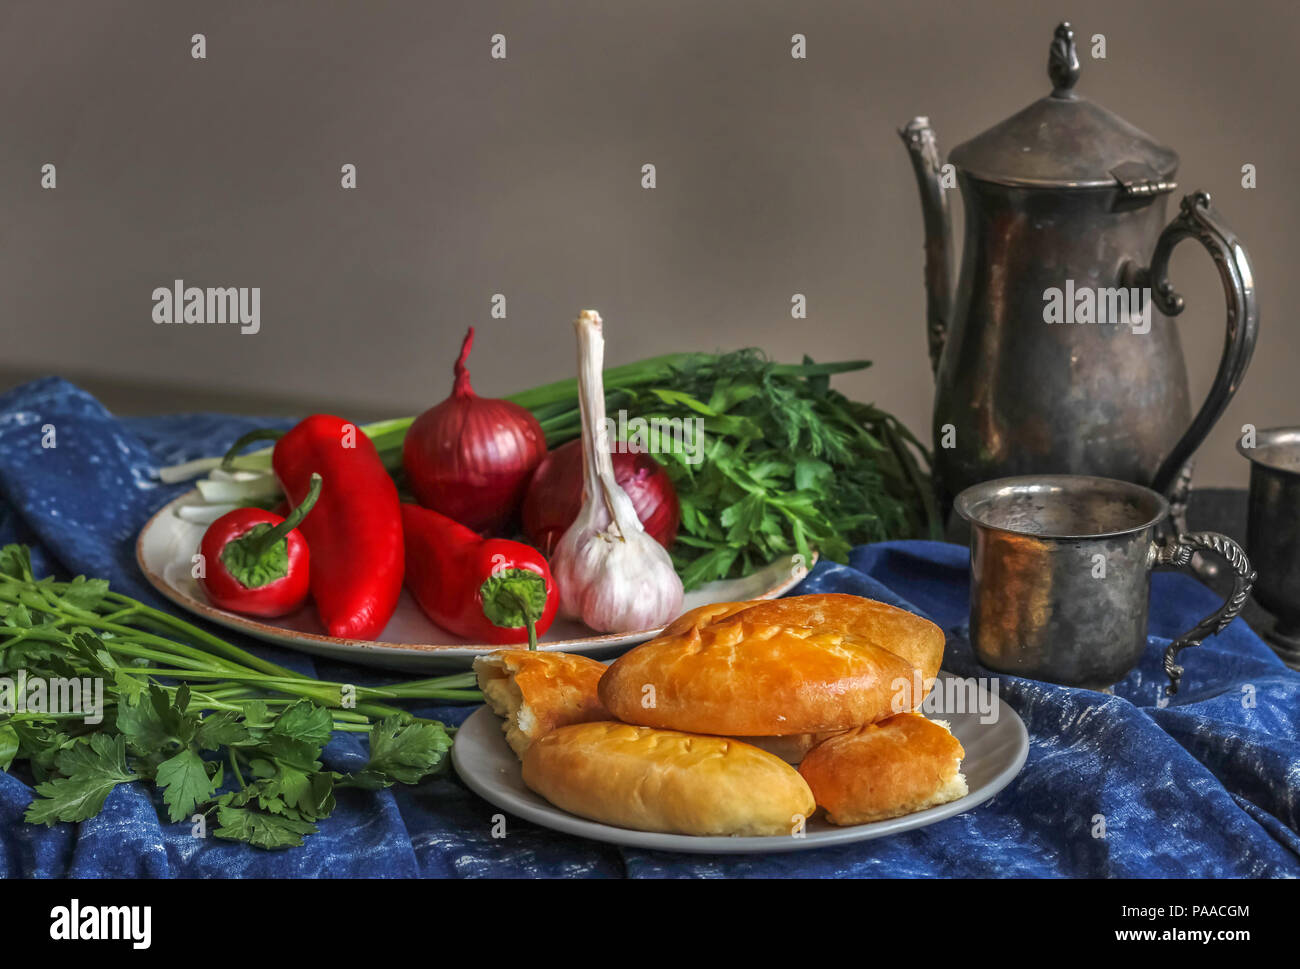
left=900, top=22, right=1258, bottom=532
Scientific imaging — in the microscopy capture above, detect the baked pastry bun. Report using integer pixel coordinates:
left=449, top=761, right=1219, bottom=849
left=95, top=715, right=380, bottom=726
left=522, top=721, right=816, bottom=837
left=599, top=614, right=923, bottom=735
left=798, top=713, right=967, bottom=825
left=666, top=594, right=944, bottom=686
left=473, top=649, right=609, bottom=758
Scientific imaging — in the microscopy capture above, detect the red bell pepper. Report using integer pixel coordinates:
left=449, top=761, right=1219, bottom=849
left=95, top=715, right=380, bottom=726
left=198, top=474, right=322, bottom=617
left=272, top=415, right=405, bottom=640
left=401, top=503, right=558, bottom=646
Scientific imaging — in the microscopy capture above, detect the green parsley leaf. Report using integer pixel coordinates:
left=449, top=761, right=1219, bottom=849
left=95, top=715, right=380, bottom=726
left=213, top=804, right=318, bottom=850
left=0, top=545, right=34, bottom=582
left=0, top=723, right=18, bottom=771
left=195, top=711, right=250, bottom=750
left=56, top=576, right=111, bottom=614
left=155, top=748, right=216, bottom=823
left=25, top=734, right=137, bottom=824
left=347, top=717, right=453, bottom=789
left=269, top=700, right=333, bottom=750
left=117, top=692, right=174, bottom=759
left=3, top=603, right=33, bottom=628
left=9, top=721, right=72, bottom=781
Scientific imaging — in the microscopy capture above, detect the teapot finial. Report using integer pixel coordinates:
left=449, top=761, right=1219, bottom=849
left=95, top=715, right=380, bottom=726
left=1048, top=22, right=1080, bottom=98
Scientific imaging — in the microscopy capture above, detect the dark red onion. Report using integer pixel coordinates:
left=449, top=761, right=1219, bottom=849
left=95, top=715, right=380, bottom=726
left=522, top=438, right=681, bottom=555
left=402, top=327, right=546, bottom=534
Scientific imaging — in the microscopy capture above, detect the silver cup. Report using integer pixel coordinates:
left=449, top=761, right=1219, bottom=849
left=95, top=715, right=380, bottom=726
left=1237, top=427, right=1300, bottom=667
left=955, top=475, right=1254, bottom=693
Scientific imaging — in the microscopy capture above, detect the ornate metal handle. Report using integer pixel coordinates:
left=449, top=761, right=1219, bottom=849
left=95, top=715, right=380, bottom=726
left=1153, top=531, right=1255, bottom=695
left=1129, top=192, right=1259, bottom=500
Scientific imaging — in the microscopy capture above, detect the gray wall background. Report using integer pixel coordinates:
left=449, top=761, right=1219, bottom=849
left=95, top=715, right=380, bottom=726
left=3, top=0, right=1296, bottom=486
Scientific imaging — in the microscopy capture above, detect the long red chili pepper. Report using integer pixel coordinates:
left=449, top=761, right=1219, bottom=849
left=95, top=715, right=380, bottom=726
left=198, top=474, right=322, bottom=618
left=271, top=415, right=404, bottom=640
left=401, top=503, right=558, bottom=646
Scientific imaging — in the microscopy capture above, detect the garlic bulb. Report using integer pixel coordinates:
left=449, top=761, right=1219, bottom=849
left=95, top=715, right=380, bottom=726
left=551, top=310, right=685, bottom=632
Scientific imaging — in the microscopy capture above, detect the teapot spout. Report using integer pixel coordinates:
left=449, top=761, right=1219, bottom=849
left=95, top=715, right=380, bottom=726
left=899, top=117, right=955, bottom=376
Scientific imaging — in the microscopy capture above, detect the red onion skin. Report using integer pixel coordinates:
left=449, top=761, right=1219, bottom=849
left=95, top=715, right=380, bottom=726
left=403, top=329, right=547, bottom=534
left=523, top=438, right=681, bottom=555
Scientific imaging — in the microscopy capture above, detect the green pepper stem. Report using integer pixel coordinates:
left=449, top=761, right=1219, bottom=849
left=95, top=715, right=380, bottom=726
left=221, top=428, right=285, bottom=471
left=247, top=473, right=321, bottom=558
left=505, top=589, right=539, bottom=651
left=478, top=569, right=547, bottom=650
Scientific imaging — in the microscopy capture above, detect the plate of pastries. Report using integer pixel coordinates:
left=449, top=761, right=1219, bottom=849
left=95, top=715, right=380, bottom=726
left=452, top=593, right=1028, bottom=852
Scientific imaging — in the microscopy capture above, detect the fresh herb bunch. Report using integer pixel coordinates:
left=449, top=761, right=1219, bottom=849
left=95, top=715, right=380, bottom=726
left=516, top=351, right=941, bottom=588
left=0, top=545, right=477, bottom=849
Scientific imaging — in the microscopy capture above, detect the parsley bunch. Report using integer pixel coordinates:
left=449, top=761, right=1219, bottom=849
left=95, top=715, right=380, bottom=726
left=0, top=545, right=477, bottom=849
left=515, top=351, right=941, bottom=589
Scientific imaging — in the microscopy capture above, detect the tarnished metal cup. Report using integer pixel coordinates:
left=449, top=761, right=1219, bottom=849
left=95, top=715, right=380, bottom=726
left=1237, top=428, right=1300, bottom=666
left=955, top=475, right=1254, bottom=693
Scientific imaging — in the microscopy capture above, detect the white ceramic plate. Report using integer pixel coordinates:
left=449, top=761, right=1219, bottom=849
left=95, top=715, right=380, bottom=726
left=451, top=674, right=1029, bottom=853
left=136, top=489, right=814, bottom=672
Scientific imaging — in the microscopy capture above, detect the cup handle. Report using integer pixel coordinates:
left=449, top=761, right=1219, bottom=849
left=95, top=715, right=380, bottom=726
left=1153, top=531, right=1255, bottom=695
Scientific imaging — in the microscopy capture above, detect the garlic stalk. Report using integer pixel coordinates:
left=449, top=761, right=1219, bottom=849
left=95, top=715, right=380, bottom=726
left=551, top=310, right=685, bottom=632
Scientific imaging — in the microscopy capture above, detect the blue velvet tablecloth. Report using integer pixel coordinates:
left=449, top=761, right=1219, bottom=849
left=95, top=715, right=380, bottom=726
left=1, top=377, right=1297, bottom=878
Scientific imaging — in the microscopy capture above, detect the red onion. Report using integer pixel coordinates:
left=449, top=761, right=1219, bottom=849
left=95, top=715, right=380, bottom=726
left=402, top=327, right=546, bottom=534
left=523, top=437, right=681, bottom=555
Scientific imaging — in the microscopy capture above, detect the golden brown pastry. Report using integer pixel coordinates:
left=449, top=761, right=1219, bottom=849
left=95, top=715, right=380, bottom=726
left=798, top=713, right=968, bottom=825
left=473, top=649, right=610, bottom=758
left=742, top=595, right=943, bottom=686
left=660, top=600, right=754, bottom=635
left=522, top=721, right=816, bottom=837
left=665, top=594, right=944, bottom=686
left=598, top=611, right=924, bottom=735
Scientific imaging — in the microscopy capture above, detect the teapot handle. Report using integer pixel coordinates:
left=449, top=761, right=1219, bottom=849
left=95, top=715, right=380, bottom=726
left=1127, top=192, right=1259, bottom=499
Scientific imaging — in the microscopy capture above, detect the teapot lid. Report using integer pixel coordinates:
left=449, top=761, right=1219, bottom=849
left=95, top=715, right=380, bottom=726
left=948, top=23, right=1179, bottom=190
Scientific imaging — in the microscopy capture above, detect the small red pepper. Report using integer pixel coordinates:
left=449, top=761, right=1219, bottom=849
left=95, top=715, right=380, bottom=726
left=401, top=503, right=558, bottom=646
left=199, top=474, right=322, bottom=618
left=272, top=415, right=405, bottom=640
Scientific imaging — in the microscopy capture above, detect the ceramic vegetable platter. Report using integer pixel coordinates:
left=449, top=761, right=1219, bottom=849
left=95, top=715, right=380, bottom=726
left=136, top=488, right=815, bottom=672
